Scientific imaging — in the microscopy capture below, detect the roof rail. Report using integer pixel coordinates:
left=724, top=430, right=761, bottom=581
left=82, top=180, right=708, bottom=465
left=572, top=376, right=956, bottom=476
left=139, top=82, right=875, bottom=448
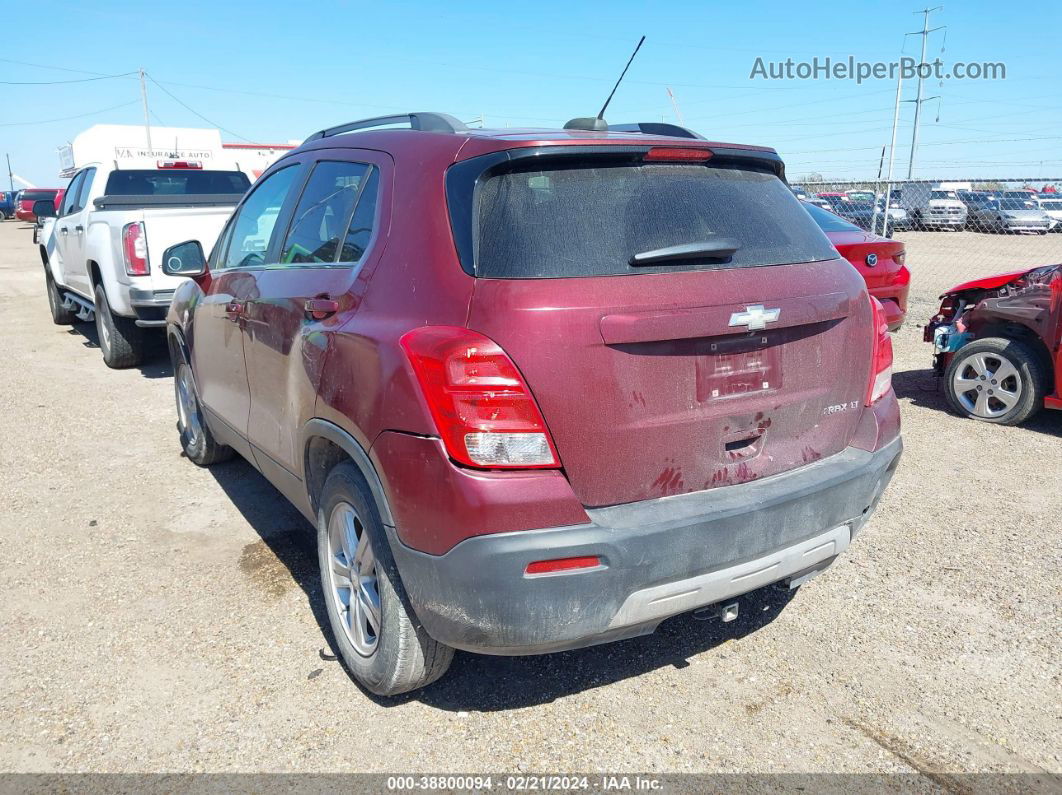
left=608, top=122, right=704, bottom=140
left=304, top=112, right=468, bottom=143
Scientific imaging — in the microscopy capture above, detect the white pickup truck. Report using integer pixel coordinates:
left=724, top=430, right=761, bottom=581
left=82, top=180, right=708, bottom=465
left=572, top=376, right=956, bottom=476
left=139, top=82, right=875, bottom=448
left=37, top=160, right=249, bottom=367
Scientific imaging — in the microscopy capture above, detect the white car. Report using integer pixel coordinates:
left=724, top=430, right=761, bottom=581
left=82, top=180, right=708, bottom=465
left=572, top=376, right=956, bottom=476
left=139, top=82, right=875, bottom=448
left=1036, top=195, right=1062, bottom=231
left=38, top=160, right=248, bottom=368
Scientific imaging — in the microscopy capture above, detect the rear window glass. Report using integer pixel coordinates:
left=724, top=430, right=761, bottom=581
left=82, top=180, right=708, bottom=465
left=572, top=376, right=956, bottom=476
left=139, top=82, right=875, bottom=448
left=803, top=201, right=862, bottom=232
left=473, top=163, right=837, bottom=278
left=104, top=170, right=250, bottom=196
left=21, top=190, right=57, bottom=201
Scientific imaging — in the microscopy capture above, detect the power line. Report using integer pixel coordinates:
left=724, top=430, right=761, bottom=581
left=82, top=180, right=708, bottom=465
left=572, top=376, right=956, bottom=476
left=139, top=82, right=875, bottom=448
left=0, top=57, right=122, bottom=77
left=144, top=73, right=254, bottom=143
left=0, top=72, right=136, bottom=85
left=0, top=100, right=139, bottom=127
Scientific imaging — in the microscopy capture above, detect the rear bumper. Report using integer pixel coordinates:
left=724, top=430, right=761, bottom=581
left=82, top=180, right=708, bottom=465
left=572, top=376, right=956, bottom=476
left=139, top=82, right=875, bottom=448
left=389, top=435, right=902, bottom=655
left=128, top=287, right=176, bottom=327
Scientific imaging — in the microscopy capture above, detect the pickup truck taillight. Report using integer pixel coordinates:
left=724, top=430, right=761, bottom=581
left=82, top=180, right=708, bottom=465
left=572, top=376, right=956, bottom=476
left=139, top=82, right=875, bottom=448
left=866, top=297, right=894, bottom=405
left=400, top=326, right=560, bottom=469
left=122, top=222, right=149, bottom=276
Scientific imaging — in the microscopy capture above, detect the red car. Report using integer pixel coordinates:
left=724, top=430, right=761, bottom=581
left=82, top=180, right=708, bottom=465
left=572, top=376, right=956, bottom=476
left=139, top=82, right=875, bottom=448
left=161, top=112, right=901, bottom=694
left=926, top=264, right=1062, bottom=424
left=804, top=202, right=910, bottom=330
left=15, top=188, right=62, bottom=223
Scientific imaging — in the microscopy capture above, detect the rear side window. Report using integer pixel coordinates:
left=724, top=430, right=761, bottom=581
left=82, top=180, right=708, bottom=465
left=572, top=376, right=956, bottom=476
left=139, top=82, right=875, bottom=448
left=104, top=170, right=250, bottom=196
left=280, top=161, right=370, bottom=264
left=21, top=190, right=57, bottom=202
left=471, top=162, right=837, bottom=278
left=339, top=168, right=379, bottom=263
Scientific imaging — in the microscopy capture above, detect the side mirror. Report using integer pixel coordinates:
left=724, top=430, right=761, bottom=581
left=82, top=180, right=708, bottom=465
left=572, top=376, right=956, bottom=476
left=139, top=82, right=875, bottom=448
left=162, top=240, right=207, bottom=277
left=32, top=200, right=56, bottom=219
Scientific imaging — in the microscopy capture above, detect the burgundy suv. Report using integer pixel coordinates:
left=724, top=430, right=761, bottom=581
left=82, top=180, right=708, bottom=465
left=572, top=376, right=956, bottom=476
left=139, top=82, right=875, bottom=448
left=163, top=113, right=902, bottom=695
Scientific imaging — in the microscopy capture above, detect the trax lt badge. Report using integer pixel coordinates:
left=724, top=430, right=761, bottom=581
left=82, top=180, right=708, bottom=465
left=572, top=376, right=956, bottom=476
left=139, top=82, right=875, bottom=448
left=729, top=305, right=781, bottom=331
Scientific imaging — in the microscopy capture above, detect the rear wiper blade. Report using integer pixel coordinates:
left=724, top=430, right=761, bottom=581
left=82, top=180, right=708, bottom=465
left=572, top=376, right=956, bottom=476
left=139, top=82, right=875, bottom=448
left=629, top=238, right=741, bottom=266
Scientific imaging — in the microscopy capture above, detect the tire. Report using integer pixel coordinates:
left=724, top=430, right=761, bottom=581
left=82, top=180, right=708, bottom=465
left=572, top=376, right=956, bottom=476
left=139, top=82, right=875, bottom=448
left=45, top=271, right=75, bottom=325
left=93, top=283, right=145, bottom=368
left=317, top=462, right=453, bottom=695
left=172, top=348, right=233, bottom=466
left=944, top=338, right=1046, bottom=425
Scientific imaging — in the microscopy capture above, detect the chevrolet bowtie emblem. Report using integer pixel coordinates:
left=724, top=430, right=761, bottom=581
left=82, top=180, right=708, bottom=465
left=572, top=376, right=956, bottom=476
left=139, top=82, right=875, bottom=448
left=728, top=305, right=781, bottom=331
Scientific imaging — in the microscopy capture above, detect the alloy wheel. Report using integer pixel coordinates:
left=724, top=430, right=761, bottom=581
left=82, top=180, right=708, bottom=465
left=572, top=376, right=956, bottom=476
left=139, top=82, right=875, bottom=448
left=175, top=363, right=202, bottom=446
left=326, top=502, right=381, bottom=657
left=951, top=352, right=1022, bottom=418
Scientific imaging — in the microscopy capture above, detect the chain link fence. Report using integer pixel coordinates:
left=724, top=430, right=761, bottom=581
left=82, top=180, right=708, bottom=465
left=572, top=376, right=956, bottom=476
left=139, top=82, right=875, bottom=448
left=793, top=177, right=1062, bottom=320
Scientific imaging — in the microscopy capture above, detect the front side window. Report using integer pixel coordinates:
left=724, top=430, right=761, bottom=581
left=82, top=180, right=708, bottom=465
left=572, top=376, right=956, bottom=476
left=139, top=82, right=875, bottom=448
left=60, top=173, right=84, bottom=216
left=280, top=161, right=370, bottom=264
left=73, top=167, right=96, bottom=212
left=220, top=166, right=299, bottom=270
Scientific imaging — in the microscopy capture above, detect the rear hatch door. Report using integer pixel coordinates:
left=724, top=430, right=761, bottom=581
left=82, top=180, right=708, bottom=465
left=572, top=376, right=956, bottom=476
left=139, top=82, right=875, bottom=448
left=456, top=147, right=874, bottom=507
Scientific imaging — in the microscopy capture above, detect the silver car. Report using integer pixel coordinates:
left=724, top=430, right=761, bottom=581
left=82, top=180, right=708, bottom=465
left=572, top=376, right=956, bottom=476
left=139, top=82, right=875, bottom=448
left=968, top=198, right=1051, bottom=234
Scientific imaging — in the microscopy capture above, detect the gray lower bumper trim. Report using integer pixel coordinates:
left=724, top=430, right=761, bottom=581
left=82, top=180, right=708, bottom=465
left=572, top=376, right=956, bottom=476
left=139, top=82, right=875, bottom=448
left=388, top=436, right=902, bottom=655
left=608, top=525, right=849, bottom=628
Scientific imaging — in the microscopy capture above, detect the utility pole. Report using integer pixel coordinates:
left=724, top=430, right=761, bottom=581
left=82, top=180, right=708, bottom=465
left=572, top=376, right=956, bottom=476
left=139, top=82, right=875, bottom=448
left=906, top=7, right=945, bottom=178
left=5, top=154, right=13, bottom=193
left=881, top=65, right=905, bottom=237
left=138, top=68, right=153, bottom=151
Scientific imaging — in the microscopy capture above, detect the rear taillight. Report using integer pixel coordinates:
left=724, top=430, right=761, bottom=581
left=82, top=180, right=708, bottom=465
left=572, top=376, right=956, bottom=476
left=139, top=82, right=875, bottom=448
left=866, top=297, right=893, bottom=405
left=894, top=249, right=906, bottom=267
left=122, top=222, right=149, bottom=276
left=400, top=326, right=560, bottom=469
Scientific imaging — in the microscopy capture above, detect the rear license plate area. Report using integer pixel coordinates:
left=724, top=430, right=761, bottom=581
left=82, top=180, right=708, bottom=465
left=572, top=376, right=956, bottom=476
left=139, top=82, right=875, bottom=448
left=696, top=333, right=782, bottom=402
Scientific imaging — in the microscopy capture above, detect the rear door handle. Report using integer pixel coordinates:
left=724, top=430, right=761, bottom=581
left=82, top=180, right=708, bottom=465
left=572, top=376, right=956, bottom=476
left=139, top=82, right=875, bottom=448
left=74, top=225, right=84, bottom=234
left=304, top=297, right=339, bottom=320
left=225, top=301, right=244, bottom=321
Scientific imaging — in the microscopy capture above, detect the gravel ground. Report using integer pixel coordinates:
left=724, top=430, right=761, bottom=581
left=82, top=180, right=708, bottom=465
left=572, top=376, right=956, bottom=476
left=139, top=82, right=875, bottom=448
left=0, top=221, right=1059, bottom=777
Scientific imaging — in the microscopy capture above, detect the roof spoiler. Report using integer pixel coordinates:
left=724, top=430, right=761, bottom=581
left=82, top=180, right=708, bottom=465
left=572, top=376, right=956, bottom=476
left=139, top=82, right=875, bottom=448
left=607, top=122, right=704, bottom=140
left=303, top=112, right=467, bottom=143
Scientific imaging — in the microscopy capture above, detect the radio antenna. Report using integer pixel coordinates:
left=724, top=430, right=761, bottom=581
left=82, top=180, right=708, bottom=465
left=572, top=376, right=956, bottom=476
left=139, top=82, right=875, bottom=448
left=598, top=36, right=646, bottom=120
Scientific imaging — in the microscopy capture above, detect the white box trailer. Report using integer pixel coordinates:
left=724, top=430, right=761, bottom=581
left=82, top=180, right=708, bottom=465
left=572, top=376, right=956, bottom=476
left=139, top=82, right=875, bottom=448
left=58, top=125, right=248, bottom=179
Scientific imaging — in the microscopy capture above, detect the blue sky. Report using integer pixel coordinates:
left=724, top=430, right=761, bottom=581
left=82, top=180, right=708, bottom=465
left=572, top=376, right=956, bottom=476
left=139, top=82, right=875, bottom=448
left=2, top=0, right=1060, bottom=187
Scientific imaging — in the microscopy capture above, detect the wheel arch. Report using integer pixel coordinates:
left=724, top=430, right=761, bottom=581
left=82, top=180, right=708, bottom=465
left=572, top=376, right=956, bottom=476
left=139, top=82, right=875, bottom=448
left=166, top=323, right=190, bottom=366
left=972, top=323, right=1054, bottom=383
left=301, top=419, right=395, bottom=528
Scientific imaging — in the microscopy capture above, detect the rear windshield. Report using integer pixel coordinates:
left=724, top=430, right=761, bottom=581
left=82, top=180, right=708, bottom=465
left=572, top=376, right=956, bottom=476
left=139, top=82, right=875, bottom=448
left=21, top=190, right=57, bottom=201
left=104, top=170, right=250, bottom=196
left=803, top=201, right=862, bottom=232
left=472, top=162, right=837, bottom=278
